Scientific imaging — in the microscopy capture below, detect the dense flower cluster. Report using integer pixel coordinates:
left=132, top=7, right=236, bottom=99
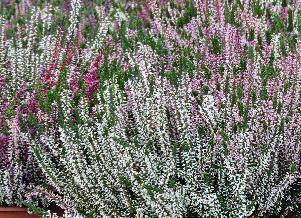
left=0, top=0, right=301, bottom=217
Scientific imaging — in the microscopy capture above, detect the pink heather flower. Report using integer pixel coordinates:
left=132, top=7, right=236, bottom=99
left=83, top=67, right=98, bottom=100
left=69, top=70, right=79, bottom=93
left=63, top=0, right=72, bottom=11
left=82, top=52, right=105, bottom=100
left=26, top=94, right=39, bottom=114
left=280, top=6, right=287, bottom=23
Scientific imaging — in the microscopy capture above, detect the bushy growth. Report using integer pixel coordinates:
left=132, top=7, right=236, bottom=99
left=0, top=0, right=301, bottom=217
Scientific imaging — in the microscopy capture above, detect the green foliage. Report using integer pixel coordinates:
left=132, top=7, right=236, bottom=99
left=224, top=76, right=230, bottom=96
left=1, top=121, right=9, bottom=135
left=260, top=61, right=277, bottom=81
left=252, top=0, right=263, bottom=17
left=6, top=101, right=15, bottom=119
left=6, top=28, right=16, bottom=40
left=202, top=85, right=210, bottom=95
left=202, top=64, right=212, bottom=80
left=119, top=176, right=132, bottom=189
left=203, top=172, right=210, bottom=185
left=284, top=80, right=291, bottom=95
left=265, top=29, right=273, bottom=44
left=260, top=83, right=268, bottom=100
left=167, top=179, right=177, bottom=188
left=83, top=24, right=91, bottom=39
left=211, top=34, right=222, bottom=55
left=51, top=0, right=63, bottom=7
left=218, top=64, right=225, bottom=76
left=297, top=10, right=301, bottom=35
left=36, top=21, right=44, bottom=40
left=279, top=36, right=286, bottom=56
left=45, top=90, right=55, bottom=113
left=272, top=13, right=285, bottom=33
left=197, top=125, right=206, bottom=137
left=231, top=89, right=237, bottom=106
left=165, top=70, right=180, bottom=87
left=236, top=82, right=244, bottom=99
left=225, top=1, right=240, bottom=26
left=237, top=101, right=244, bottom=116
left=287, top=7, right=293, bottom=32
left=247, top=27, right=255, bottom=41
left=220, top=130, right=229, bottom=155
left=144, top=184, right=163, bottom=200
left=27, top=112, right=37, bottom=129
left=255, top=34, right=263, bottom=54
left=191, top=90, right=199, bottom=97
left=239, top=57, right=247, bottom=71
left=247, top=46, right=254, bottom=62
left=288, top=35, right=297, bottom=52
left=260, top=143, right=268, bottom=154
left=290, top=163, right=297, bottom=174
left=176, top=0, right=197, bottom=28
left=178, top=55, right=195, bottom=76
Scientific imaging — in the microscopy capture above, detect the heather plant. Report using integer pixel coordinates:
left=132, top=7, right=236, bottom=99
left=28, top=1, right=301, bottom=217
left=0, top=0, right=300, bottom=217
left=0, top=0, right=120, bottom=209
left=0, top=0, right=93, bottom=207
